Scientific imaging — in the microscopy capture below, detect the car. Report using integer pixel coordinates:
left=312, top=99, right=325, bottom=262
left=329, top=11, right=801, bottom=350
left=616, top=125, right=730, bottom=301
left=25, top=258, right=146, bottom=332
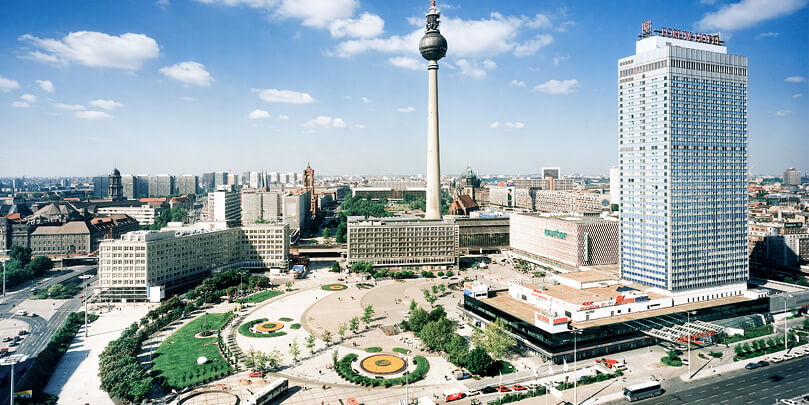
left=467, top=390, right=481, bottom=397
left=8, top=341, right=18, bottom=347
left=771, top=356, right=784, bottom=363
left=511, top=384, right=527, bottom=391
left=480, top=387, right=497, bottom=394
left=1, top=337, right=10, bottom=342
left=248, top=370, right=264, bottom=378
left=793, top=351, right=806, bottom=358
left=18, top=330, right=27, bottom=336
left=745, top=362, right=760, bottom=370
left=783, top=353, right=796, bottom=359
left=757, top=360, right=769, bottom=367
left=496, top=386, right=512, bottom=392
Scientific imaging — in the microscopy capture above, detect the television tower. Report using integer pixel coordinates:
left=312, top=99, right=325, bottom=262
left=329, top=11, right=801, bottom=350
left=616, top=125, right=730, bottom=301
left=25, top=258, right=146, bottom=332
left=419, top=0, right=447, bottom=220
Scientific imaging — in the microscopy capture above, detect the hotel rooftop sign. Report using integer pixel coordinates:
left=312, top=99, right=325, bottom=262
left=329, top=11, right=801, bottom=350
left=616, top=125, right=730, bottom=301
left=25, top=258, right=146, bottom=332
left=639, top=20, right=723, bottom=46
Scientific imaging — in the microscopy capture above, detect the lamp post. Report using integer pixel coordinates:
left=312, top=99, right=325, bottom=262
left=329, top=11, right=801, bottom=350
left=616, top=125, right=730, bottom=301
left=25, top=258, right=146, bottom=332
left=1, top=354, right=28, bottom=405
left=405, top=355, right=410, bottom=404
left=571, top=327, right=582, bottom=405
left=79, top=274, right=93, bottom=337
left=686, top=310, right=696, bottom=380
left=2, top=248, right=8, bottom=298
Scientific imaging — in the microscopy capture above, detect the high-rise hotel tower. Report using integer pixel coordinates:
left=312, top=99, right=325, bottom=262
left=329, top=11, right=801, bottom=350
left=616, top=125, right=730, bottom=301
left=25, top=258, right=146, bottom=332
left=618, top=22, right=748, bottom=301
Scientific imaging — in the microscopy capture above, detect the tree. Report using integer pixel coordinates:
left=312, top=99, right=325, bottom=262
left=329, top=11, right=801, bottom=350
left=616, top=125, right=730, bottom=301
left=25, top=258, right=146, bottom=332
left=431, top=284, right=439, bottom=295
left=472, top=318, right=516, bottom=360
left=362, top=305, right=375, bottom=327
left=27, top=256, right=53, bottom=278
left=265, top=348, right=282, bottom=370
left=419, top=318, right=456, bottom=352
left=438, top=284, right=446, bottom=294
left=446, top=334, right=470, bottom=367
left=305, top=335, right=316, bottom=354
left=47, top=283, right=67, bottom=298
left=330, top=262, right=341, bottom=273
left=337, top=322, right=348, bottom=340
left=285, top=281, right=293, bottom=291
left=289, top=338, right=301, bottom=362
left=322, top=330, right=333, bottom=346
left=428, top=306, right=446, bottom=323
left=409, top=299, right=418, bottom=312
left=423, top=288, right=436, bottom=306
left=349, top=316, right=360, bottom=333
left=465, top=347, right=494, bottom=375
left=322, top=228, right=333, bottom=239
left=332, top=348, right=340, bottom=366
left=408, top=307, right=430, bottom=333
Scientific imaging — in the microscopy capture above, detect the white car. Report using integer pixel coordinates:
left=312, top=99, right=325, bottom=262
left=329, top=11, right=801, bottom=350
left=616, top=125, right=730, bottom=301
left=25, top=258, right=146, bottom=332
left=770, top=356, right=784, bottom=363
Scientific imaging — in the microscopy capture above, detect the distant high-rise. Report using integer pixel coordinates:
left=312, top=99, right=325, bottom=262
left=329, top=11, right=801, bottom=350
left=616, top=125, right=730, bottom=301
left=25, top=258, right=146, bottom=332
left=541, top=167, right=560, bottom=180
left=121, top=175, right=136, bottom=199
left=208, top=186, right=241, bottom=227
left=202, top=172, right=215, bottom=191
left=177, top=175, right=199, bottom=195
left=609, top=166, right=619, bottom=208
left=241, top=189, right=282, bottom=224
left=214, top=172, right=228, bottom=188
left=93, top=176, right=110, bottom=199
left=619, top=21, right=748, bottom=296
left=783, top=168, right=801, bottom=186
left=108, top=168, right=124, bottom=201
left=304, top=164, right=316, bottom=218
left=135, top=175, right=150, bottom=198
left=149, top=174, right=174, bottom=197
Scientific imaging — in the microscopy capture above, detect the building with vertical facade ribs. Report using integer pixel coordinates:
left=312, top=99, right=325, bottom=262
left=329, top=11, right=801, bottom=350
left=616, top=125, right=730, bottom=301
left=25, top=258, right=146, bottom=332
left=510, top=213, right=619, bottom=271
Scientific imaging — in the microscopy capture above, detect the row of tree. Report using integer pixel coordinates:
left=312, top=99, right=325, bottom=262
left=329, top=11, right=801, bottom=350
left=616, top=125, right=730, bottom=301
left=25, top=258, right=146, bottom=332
left=99, top=296, right=192, bottom=402
left=148, top=206, right=189, bottom=230
left=402, top=302, right=515, bottom=376
left=186, top=268, right=272, bottom=304
left=1, top=246, right=53, bottom=288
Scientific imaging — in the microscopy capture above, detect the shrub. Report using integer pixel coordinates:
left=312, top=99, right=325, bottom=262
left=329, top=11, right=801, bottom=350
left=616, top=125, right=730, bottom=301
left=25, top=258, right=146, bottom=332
left=279, top=317, right=294, bottom=322
left=290, top=323, right=301, bottom=329
left=334, top=354, right=429, bottom=386
left=365, top=346, right=383, bottom=353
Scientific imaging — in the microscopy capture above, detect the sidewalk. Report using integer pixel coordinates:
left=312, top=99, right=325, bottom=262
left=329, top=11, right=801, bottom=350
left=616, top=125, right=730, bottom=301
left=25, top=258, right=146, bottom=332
left=44, top=305, right=148, bottom=404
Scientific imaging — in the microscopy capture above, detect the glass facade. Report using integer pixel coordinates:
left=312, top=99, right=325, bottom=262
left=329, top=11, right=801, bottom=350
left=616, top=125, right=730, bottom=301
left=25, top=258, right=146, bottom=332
left=618, top=38, right=748, bottom=291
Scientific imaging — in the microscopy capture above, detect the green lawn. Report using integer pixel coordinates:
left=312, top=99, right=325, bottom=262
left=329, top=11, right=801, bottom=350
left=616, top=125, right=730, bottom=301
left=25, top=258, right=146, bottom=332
left=365, top=347, right=382, bottom=353
left=153, top=312, right=234, bottom=389
left=245, top=290, right=283, bottom=303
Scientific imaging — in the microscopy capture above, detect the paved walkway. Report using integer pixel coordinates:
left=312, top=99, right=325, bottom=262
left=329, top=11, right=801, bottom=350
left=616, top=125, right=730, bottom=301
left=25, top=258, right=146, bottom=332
left=44, top=304, right=149, bottom=404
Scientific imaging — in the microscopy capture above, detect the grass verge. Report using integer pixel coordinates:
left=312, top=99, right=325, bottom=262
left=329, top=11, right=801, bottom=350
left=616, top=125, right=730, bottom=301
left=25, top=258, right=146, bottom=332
left=245, top=290, right=283, bottom=303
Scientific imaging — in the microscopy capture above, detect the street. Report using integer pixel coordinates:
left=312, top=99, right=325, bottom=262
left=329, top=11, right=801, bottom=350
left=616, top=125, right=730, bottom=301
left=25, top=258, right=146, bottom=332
left=0, top=265, right=95, bottom=405
left=609, top=356, right=809, bottom=405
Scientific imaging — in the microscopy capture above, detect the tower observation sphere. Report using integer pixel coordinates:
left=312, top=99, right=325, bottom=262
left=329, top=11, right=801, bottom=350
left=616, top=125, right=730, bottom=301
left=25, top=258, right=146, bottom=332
left=419, top=1, right=447, bottom=61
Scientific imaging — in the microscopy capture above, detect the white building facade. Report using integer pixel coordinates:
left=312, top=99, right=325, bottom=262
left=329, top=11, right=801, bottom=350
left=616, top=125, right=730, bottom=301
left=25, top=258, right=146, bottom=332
left=618, top=24, right=749, bottom=296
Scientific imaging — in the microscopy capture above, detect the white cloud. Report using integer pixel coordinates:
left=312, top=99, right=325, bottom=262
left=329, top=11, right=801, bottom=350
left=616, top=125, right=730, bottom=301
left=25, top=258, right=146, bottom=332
left=0, top=75, right=20, bottom=91
left=362, top=97, right=372, bottom=104
left=279, top=114, right=289, bottom=120
left=19, top=31, right=159, bottom=70
left=89, top=99, right=124, bottom=110
left=534, top=79, right=579, bottom=95
left=785, top=76, right=807, bottom=83
left=75, top=110, right=112, bottom=120
left=488, top=121, right=500, bottom=128
left=510, top=79, right=525, bottom=87
left=696, top=0, right=808, bottom=31
left=302, top=116, right=347, bottom=129
left=248, top=109, right=271, bottom=119
left=388, top=56, right=422, bottom=70
left=755, top=31, right=779, bottom=39
left=11, top=101, right=29, bottom=108
left=397, top=106, right=415, bottom=113
left=333, top=13, right=554, bottom=59
left=505, top=121, right=525, bottom=129
left=776, top=110, right=791, bottom=117
left=513, top=34, right=553, bottom=57
left=794, top=93, right=804, bottom=98
left=197, top=0, right=357, bottom=29
left=160, top=61, right=214, bottom=87
left=525, top=14, right=552, bottom=29
left=21, top=94, right=36, bottom=103
left=456, top=58, right=496, bottom=79
left=253, top=88, right=316, bottom=104
left=35, top=80, right=54, bottom=92
left=329, top=12, right=384, bottom=38
left=56, top=103, right=85, bottom=111
left=553, top=54, right=570, bottom=65
left=181, top=96, right=197, bottom=102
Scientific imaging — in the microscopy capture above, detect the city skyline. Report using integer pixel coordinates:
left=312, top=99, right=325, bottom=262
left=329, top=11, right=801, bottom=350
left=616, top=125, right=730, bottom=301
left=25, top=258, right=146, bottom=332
left=1, top=0, right=807, bottom=177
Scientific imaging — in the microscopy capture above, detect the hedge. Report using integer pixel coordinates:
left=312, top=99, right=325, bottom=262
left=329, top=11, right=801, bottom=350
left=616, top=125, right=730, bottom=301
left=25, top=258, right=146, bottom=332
left=238, top=318, right=287, bottom=338
left=290, top=323, right=301, bottom=329
left=365, top=346, right=382, bottom=353
left=334, top=354, right=429, bottom=387
left=279, top=317, right=294, bottom=322
left=19, top=311, right=97, bottom=391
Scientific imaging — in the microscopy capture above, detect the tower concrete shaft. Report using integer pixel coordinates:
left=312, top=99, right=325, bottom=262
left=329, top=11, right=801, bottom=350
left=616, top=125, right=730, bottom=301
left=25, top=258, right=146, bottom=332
left=425, top=60, right=441, bottom=220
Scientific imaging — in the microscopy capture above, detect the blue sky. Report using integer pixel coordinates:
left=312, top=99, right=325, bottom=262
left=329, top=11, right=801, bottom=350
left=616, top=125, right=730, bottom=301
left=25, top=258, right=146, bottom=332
left=0, top=0, right=806, bottom=178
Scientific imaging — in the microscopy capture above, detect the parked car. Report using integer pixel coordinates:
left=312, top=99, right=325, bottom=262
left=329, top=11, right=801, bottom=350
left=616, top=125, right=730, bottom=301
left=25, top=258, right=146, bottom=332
left=496, top=386, right=512, bottom=393
left=480, top=387, right=497, bottom=394
left=1, top=337, right=10, bottom=342
left=511, top=384, right=527, bottom=391
left=757, top=360, right=769, bottom=367
left=745, top=362, right=760, bottom=370
left=770, top=356, right=784, bottom=363
left=18, top=330, right=27, bottom=336
left=248, top=370, right=264, bottom=378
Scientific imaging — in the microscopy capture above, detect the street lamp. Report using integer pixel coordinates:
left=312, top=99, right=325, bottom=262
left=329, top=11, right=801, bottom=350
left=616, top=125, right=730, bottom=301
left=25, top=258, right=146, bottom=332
left=686, top=310, right=696, bottom=380
left=405, top=355, right=410, bottom=405
left=2, top=248, right=9, bottom=297
left=571, top=327, right=583, bottom=405
left=1, top=354, right=28, bottom=405
left=79, top=274, right=93, bottom=337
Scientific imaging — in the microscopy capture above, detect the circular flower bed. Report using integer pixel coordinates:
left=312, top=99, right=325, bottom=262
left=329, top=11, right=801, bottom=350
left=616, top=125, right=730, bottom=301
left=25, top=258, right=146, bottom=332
left=360, top=354, right=406, bottom=375
left=321, top=284, right=348, bottom=291
left=238, top=318, right=287, bottom=338
left=255, top=322, right=284, bottom=333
